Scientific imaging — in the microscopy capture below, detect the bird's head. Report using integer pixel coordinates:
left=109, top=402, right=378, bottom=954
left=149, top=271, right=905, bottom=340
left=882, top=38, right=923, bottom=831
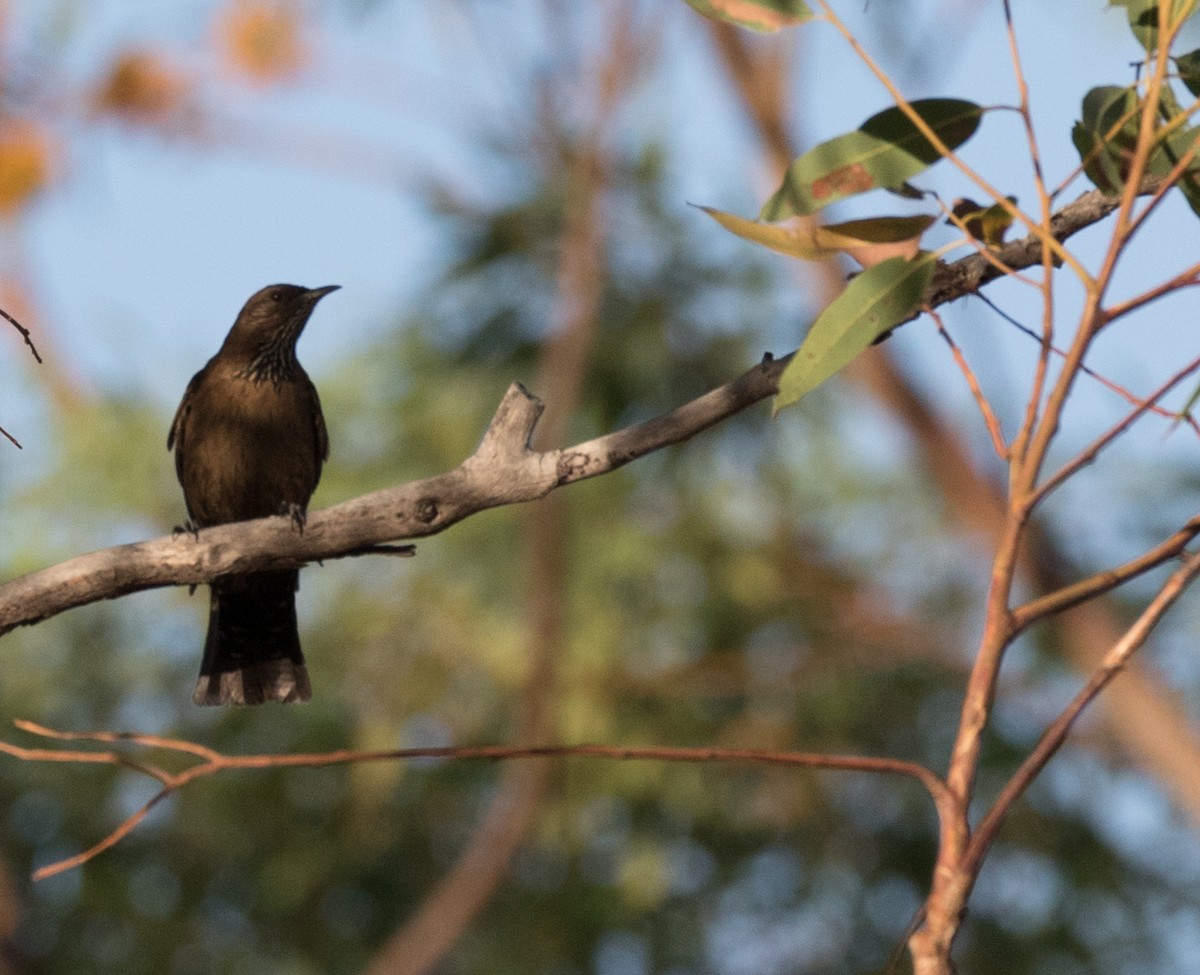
left=222, top=283, right=340, bottom=359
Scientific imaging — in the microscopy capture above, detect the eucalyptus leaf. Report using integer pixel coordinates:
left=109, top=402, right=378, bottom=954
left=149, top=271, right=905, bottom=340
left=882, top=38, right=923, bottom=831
left=1176, top=49, right=1200, bottom=97
left=699, top=206, right=934, bottom=264
left=1073, top=83, right=1200, bottom=212
left=1109, top=0, right=1199, bottom=49
left=761, top=99, right=984, bottom=220
left=775, top=254, right=936, bottom=412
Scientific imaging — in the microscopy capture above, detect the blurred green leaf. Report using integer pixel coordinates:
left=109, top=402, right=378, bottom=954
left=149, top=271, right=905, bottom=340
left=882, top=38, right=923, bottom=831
left=1072, top=84, right=1200, bottom=215
left=681, top=0, right=812, bottom=32
left=1109, top=0, right=1199, bottom=49
left=1072, top=85, right=1139, bottom=194
left=1177, top=48, right=1200, bottom=96
left=776, top=254, right=936, bottom=412
left=760, top=99, right=984, bottom=220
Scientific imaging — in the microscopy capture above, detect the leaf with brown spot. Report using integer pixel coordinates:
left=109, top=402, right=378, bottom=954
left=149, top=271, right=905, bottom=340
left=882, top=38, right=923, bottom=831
left=811, top=163, right=875, bottom=202
left=761, top=99, right=984, bottom=220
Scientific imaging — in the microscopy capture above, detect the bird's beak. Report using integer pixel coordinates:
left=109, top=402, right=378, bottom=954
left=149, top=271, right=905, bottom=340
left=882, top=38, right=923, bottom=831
left=306, top=285, right=341, bottom=302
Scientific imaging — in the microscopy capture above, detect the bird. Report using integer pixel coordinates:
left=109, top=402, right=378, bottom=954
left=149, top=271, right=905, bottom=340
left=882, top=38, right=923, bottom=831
left=168, top=283, right=339, bottom=706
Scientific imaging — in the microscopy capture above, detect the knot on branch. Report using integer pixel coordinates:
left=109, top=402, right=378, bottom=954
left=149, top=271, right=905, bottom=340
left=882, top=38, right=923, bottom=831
left=555, top=451, right=590, bottom=483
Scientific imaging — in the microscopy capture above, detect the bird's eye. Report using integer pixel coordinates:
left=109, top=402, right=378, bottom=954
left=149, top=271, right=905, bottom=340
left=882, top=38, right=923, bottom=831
left=269, top=290, right=282, bottom=302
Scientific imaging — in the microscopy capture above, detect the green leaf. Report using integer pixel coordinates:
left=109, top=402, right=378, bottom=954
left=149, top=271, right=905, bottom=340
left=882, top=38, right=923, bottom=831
left=1073, top=85, right=1139, bottom=194
left=1176, top=49, right=1200, bottom=97
left=760, top=99, right=984, bottom=220
left=1109, top=0, right=1199, bottom=48
left=1110, top=0, right=1162, bottom=48
left=682, top=0, right=812, bottom=32
left=775, top=254, right=937, bottom=412
left=1147, top=86, right=1200, bottom=216
left=1156, top=122, right=1200, bottom=216
left=1072, top=84, right=1200, bottom=213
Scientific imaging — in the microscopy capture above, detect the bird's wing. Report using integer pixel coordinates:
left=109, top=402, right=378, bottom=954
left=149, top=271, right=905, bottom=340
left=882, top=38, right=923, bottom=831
left=167, top=368, right=204, bottom=453
left=308, top=375, right=329, bottom=465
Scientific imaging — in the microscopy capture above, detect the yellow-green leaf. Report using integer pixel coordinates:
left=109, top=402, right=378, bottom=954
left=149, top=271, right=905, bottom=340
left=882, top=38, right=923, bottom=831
left=701, top=207, right=935, bottom=265
left=699, top=205, right=828, bottom=260
left=682, top=0, right=812, bottom=32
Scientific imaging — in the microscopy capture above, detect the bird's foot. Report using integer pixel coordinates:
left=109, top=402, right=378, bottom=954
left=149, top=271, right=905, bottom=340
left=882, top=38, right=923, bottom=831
left=173, top=520, right=200, bottom=541
left=283, top=502, right=307, bottom=534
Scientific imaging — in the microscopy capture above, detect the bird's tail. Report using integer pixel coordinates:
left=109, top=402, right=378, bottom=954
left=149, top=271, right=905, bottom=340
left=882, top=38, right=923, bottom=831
left=194, top=571, right=313, bottom=706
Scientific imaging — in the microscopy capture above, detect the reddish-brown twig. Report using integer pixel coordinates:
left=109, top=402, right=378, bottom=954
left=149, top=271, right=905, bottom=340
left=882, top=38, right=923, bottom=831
left=1011, top=514, right=1200, bottom=631
left=931, top=308, right=1008, bottom=460
left=0, top=720, right=949, bottom=881
left=1102, top=260, right=1200, bottom=324
left=1031, top=353, right=1200, bottom=508
left=976, top=291, right=1197, bottom=429
left=966, top=551, right=1200, bottom=874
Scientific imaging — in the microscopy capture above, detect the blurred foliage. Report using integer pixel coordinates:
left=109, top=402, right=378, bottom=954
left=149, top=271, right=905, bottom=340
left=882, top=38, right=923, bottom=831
left=0, top=124, right=1190, bottom=975
left=2, top=3, right=1200, bottom=975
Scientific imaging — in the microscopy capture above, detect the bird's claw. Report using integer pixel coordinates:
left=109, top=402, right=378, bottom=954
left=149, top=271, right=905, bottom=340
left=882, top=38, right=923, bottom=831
left=173, top=520, right=200, bottom=541
left=284, top=503, right=307, bottom=534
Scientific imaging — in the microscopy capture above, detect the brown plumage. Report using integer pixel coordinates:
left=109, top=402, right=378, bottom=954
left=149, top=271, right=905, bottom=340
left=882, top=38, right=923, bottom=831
left=168, top=283, right=338, bottom=705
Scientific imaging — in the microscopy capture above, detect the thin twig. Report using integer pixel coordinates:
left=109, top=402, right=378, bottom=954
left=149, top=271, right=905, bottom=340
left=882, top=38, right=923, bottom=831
left=1031, top=352, right=1200, bottom=506
left=2, top=304, right=38, bottom=447
left=1001, top=0, right=1049, bottom=210
left=965, top=552, right=1200, bottom=874
left=930, top=309, right=1008, bottom=460
left=1011, top=515, right=1200, bottom=631
left=1102, top=260, right=1200, bottom=323
left=0, top=737, right=174, bottom=785
left=13, top=718, right=223, bottom=763
left=977, top=292, right=1197, bottom=427
left=0, top=720, right=949, bottom=880
left=1, top=305, right=40, bottom=364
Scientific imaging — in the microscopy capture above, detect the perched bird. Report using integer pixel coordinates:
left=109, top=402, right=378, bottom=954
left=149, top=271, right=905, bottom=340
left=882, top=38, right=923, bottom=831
left=168, top=283, right=339, bottom=705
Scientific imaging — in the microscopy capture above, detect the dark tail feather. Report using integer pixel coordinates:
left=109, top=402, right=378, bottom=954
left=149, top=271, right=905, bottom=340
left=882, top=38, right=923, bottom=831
left=194, top=571, right=312, bottom=706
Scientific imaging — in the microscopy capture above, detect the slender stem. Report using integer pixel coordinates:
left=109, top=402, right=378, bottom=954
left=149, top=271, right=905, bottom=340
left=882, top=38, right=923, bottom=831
left=3, top=727, right=952, bottom=880
left=1032, top=353, right=1200, bottom=507
left=932, top=310, right=1008, bottom=460
left=966, top=552, right=1200, bottom=874
left=1103, top=261, right=1200, bottom=322
left=1011, top=515, right=1200, bottom=631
